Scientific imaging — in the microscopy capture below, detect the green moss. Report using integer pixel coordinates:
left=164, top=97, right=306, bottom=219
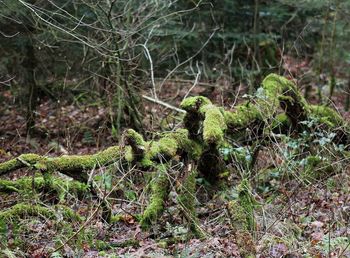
left=140, top=157, right=154, bottom=167
left=0, top=153, right=42, bottom=175
left=0, top=203, right=83, bottom=232
left=124, top=129, right=145, bottom=146
left=52, top=178, right=89, bottom=201
left=109, top=214, right=141, bottom=224
left=109, top=214, right=124, bottom=223
left=177, top=169, right=204, bottom=239
left=141, top=129, right=194, bottom=165
left=170, top=129, right=190, bottom=148
left=27, top=146, right=121, bottom=181
left=147, top=141, right=159, bottom=157
left=262, top=73, right=308, bottom=119
left=180, top=96, right=211, bottom=112
left=271, top=113, right=292, bottom=132
left=224, top=102, right=261, bottom=129
left=93, top=146, right=121, bottom=164
left=0, top=203, right=56, bottom=222
left=55, top=204, right=84, bottom=222
left=124, top=146, right=134, bottom=162
left=224, top=74, right=306, bottom=134
left=262, top=73, right=288, bottom=98
left=189, top=141, right=203, bottom=160
left=164, top=129, right=202, bottom=160
left=0, top=146, right=120, bottom=176
left=140, top=165, right=170, bottom=229
left=157, top=137, right=178, bottom=157
left=0, top=146, right=123, bottom=182
left=202, top=105, right=226, bottom=145
left=0, top=179, right=20, bottom=193
left=0, top=176, right=41, bottom=194
left=227, top=199, right=256, bottom=257
left=262, top=74, right=303, bottom=102
left=30, top=147, right=120, bottom=173
left=308, top=105, right=344, bottom=128
left=123, top=129, right=146, bottom=163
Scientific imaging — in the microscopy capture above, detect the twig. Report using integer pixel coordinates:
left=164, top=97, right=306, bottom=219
left=158, top=28, right=218, bottom=93
left=142, top=95, right=186, bottom=114
left=17, top=157, right=33, bottom=168
left=140, top=44, right=157, bottom=99
left=154, top=78, right=219, bottom=88
left=139, top=26, right=157, bottom=99
left=183, top=61, right=201, bottom=100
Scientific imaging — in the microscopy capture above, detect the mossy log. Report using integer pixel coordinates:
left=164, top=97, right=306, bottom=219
left=0, top=146, right=122, bottom=182
left=1, top=73, right=349, bottom=238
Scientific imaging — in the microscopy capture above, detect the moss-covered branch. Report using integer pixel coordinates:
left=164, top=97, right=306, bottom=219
left=225, top=74, right=308, bottom=134
left=0, top=146, right=121, bottom=182
left=125, top=128, right=202, bottom=167
left=180, top=96, right=226, bottom=146
left=0, top=203, right=83, bottom=223
left=140, top=164, right=170, bottom=229
left=0, top=153, right=43, bottom=176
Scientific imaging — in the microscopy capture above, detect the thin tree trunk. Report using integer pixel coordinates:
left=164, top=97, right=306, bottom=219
left=23, top=38, right=38, bottom=138
left=345, top=75, right=350, bottom=111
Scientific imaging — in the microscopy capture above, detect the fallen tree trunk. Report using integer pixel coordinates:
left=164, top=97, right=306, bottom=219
left=1, top=73, right=349, bottom=237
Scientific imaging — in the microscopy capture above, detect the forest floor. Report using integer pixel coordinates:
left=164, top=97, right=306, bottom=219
left=1, top=61, right=350, bottom=257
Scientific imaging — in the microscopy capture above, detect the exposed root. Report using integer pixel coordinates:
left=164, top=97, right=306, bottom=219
left=125, top=128, right=200, bottom=168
